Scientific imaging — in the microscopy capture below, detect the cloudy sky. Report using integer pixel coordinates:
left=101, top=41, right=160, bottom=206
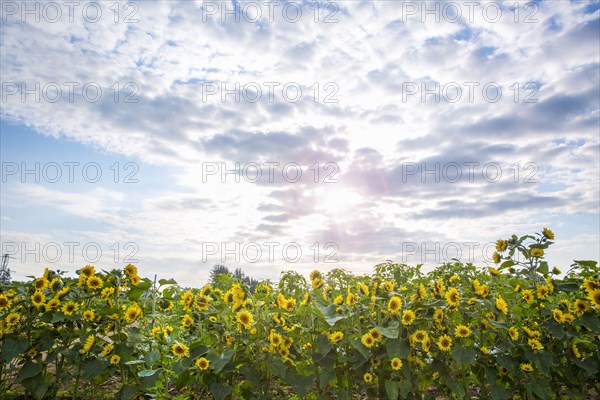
left=1, top=0, right=599, bottom=286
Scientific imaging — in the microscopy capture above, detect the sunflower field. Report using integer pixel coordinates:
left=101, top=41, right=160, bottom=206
left=1, top=229, right=599, bottom=399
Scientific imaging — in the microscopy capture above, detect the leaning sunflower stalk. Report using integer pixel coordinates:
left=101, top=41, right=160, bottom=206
left=0, top=229, right=599, bottom=399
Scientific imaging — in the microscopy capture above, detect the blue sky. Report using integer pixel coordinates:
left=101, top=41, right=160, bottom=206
left=1, top=0, right=599, bottom=285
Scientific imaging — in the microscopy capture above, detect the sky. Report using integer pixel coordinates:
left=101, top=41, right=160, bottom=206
left=1, top=0, right=599, bottom=286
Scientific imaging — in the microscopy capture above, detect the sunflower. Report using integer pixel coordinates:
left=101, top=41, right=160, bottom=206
left=124, top=263, right=138, bottom=277
left=455, top=325, right=471, bottom=338
left=521, top=290, right=534, bottom=305
left=495, top=296, right=508, bottom=315
left=150, top=327, right=162, bottom=337
left=363, top=372, right=373, bottom=383
left=492, top=252, right=501, bottom=264
left=45, top=298, right=60, bottom=310
left=312, top=278, right=324, bottom=290
left=390, top=357, right=403, bottom=370
left=369, top=328, right=382, bottom=342
left=495, top=239, right=508, bottom=252
left=278, top=347, right=290, bottom=358
left=583, top=280, right=600, bottom=293
left=437, top=335, right=452, bottom=352
left=537, top=285, right=549, bottom=300
left=488, top=267, right=500, bottom=277
left=572, top=343, right=581, bottom=358
left=236, top=310, right=254, bottom=329
left=86, top=276, right=103, bottom=290
left=163, top=326, right=174, bottom=336
left=328, top=331, right=344, bottom=344
left=530, top=248, right=544, bottom=258
left=388, top=296, right=402, bottom=313
left=412, top=330, right=427, bottom=343
left=383, top=281, right=395, bottom=292
left=195, top=357, right=210, bottom=371
left=62, top=301, right=79, bottom=316
left=574, top=299, right=590, bottom=315
left=0, top=295, right=11, bottom=311
left=445, top=288, right=461, bottom=307
left=346, top=292, right=356, bottom=306
left=361, top=332, right=375, bottom=348
left=181, top=314, right=194, bottom=328
left=508, top=326, right=519, bottom=341
left=310, top=270, right=322, bottom=281
left=109, top=355, right=121, bottom=365
left=269, top=331, right=283, bottom=348
left=520, top=363, right=534, bottom=373
left=31, top=291, right=45, bottom=308
left=79, top=335, right=95, bottom=354
left=433, top=309, right=444, bottom=324
left=587, top=289, right=600, bottom=309
left=528, top=338, right=543, bottom=350
left=542, top=228, right=554, bottom=240
left=159, top=299, right=173, bottom=311
left=101, top=343, right=113, bottom=357
left=553, top=309, right=565, bottom=323
left=172, top=343, right=190, bottom=357
left=33, top=277, right=49, bottom=291
left=418, top=283, right=428, bottom=299
left=82, top=309, right=95, bottom=322
left=481, top=347, right=489, bottom=355
left=129, top=275, right=141, bottom=286
left=125, top=304, right=142, bottom=322
left=194, top=295, right=210, bottom=311
left=401, top=310, right=416, bottom=326
left=5, top=313, right=20, bottom=325
left=80, top=265, right=95, bottom=277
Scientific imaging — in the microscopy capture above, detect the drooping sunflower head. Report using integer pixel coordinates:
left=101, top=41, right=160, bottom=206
left=0, top=295, right=11, bottom=311
left=508, top=326, right=519, bottom=341
left=542, top=228, right=555, bottom=240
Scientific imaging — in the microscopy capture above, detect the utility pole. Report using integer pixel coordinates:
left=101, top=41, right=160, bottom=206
left=0, top=254, right=13, bottom=284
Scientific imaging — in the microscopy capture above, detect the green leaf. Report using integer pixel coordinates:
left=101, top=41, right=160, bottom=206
left=574, top=313, right=600, bottom=334
left=451, top=347, right=477, bottom=365
left=543, top=321, right=566, bottom=339
left=385, top=380, right=400, bottom=400
left=574, top=357, right=599, bottom=375
left=207, top=349, right=234, bottom=374
left=266, top=358, right=287, bottom=379
left=491, top=385, right=509, bottom=400
left=314, top=301, right=346, bottom=326
left=51, top=312, right=65, bottom=323
left=138, top=369, right=160, bottom=377
left=127, top=288, right=146, bottom=301
left=350, top=338, right=370, bottom=360
left=376, top=321, right=400, bottom=339
left=398, top=380, right=412, bottom=399
left=210, top=382, right=233, bottom=400
left=146, top=349, right=160, bottom=367
left=159, top=278, right=177, bottom=286
left=82, top=359, right=105, bottom=380
left=574, top=260, right=597, bottom=268
left=386, top=338, right=410, bottom=359
left=315, top=334, right=333, bottom=357
left=500, top=260, right=517, bottom=270
left=537, top=261, right=549, bottom=275
left=1, top=338, right=29, bottom=362
left=446, top=379, right=466, bottom=399
left=16, top=361, right=42, bottom=383
left=530, top=379, right=554, bottom=399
